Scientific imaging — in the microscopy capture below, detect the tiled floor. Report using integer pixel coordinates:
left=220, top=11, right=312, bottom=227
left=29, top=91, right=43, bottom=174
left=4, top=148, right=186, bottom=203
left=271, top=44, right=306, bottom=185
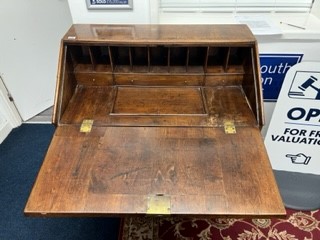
left=27, top=106, right=53, bottom=123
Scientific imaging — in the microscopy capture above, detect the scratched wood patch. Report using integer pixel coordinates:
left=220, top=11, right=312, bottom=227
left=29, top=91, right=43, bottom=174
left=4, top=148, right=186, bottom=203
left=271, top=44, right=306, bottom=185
left=91, top=127, right=224, bottom=196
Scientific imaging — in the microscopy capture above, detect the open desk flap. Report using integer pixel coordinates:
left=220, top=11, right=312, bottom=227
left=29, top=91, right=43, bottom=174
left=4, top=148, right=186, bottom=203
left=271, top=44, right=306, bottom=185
left=25, top=125, right=285, bottom=217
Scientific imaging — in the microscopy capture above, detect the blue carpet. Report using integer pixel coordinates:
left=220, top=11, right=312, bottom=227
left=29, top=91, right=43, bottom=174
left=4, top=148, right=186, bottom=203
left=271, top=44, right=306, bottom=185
left=0, top=124, right=120, bottom=240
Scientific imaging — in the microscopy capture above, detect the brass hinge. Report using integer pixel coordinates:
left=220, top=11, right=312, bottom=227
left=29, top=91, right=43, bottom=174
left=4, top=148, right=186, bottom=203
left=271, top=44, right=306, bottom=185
left=147, top=195, right=171, bottom=215
left=80, top=119, right=94, bottom=133
left=224, top=121, right=236, bottom=134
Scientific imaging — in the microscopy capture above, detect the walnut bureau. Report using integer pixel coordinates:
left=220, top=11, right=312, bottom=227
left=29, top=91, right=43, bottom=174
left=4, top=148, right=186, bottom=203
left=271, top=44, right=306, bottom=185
left=24, top=24, right=285, bottom=218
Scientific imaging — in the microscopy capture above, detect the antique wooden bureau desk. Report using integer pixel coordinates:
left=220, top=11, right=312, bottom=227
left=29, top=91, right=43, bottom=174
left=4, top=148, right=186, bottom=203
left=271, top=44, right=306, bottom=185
left=25, top=24, right=285, bottom=218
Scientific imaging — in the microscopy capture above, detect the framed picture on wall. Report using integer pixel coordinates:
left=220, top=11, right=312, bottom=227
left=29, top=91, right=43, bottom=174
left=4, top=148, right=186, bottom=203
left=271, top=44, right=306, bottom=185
left=86, top=0, right=133, bottom=10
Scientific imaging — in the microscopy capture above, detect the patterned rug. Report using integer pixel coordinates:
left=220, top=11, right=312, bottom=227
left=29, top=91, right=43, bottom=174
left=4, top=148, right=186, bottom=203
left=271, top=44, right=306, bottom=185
left=119, top=208, right=320, bottom=240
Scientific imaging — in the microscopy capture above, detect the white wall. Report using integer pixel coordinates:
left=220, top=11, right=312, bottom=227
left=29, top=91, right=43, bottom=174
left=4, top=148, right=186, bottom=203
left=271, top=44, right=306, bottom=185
left=0, top=0, right=72, bottom=121
left=68, top=0, right=151, bottom=24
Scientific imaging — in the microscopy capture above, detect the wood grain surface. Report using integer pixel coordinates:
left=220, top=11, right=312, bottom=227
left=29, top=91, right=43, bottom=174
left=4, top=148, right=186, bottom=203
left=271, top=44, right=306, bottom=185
left=63, top=24, right=256, bottom=45
left=25, top=126, right=284, bottom=217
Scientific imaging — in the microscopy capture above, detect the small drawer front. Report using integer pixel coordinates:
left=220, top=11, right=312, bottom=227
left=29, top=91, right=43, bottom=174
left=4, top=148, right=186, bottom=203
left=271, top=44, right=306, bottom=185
left=75, top=72, right=113, bottom=86
left=205, top=74, right=244, bottom=86
left=114, top=74, right=204, bottom=86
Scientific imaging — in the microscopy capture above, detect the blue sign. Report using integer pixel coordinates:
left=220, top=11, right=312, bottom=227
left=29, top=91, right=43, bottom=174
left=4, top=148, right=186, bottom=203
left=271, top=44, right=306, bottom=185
left=260, top=54, right=303, bottom=101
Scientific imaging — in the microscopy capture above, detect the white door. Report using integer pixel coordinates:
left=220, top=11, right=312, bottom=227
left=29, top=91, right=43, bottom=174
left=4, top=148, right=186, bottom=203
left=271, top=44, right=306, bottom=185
left=0, top=0, right=72, bottom=121
left=0, top=78, right=21, bottom=144
left=0, top=111, right=11, bottom=144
